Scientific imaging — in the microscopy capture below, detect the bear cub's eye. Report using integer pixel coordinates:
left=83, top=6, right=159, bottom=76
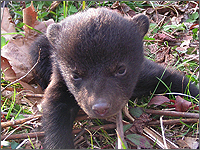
left=115, top=65, right=127, bottom=77
left=71, top=73, right=82, bottom=81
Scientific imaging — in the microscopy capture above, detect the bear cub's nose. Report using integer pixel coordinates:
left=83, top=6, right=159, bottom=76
left=92, top=103, right=110, bottom=116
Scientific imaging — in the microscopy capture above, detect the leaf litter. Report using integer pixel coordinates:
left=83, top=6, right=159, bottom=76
left=1, top=1, right=199, bottom=149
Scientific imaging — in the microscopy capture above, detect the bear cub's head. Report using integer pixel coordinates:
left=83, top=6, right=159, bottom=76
left=47, top=8, right=149, bottom=118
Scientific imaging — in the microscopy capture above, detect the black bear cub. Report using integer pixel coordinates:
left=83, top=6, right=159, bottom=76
left=30, top=8, right=199, bottom=149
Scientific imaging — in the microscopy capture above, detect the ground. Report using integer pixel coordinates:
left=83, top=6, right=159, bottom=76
left=1, top=1, right=199, bottom=149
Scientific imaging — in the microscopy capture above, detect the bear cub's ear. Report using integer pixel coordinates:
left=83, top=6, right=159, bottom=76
left=131, top=14, right=149, bottom=37
left=46, top=23, right=62, bottom=46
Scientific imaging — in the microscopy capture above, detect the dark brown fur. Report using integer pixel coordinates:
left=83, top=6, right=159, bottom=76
left=30, top=8, right=199, bottom=149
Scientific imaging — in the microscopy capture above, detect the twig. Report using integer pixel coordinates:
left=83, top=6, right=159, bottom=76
left=74, top=136, right=85, bottom=146
left=143, top=39, right=163, bottom=43
left=1, top=49, right=41, bottom=92
left=74, top=128, right=86, bottom=142
left=1, top=124, right=116, bottom=140
left=47, top=1, right=61, bottom=12
left=1, top=115, right=42, bottom=128
left=116, top=111, right=126, bottom=149
left=143, top=127, right=179, bottom=149
left=22, top=93, right=44, bottom=98
left=2, top=117, right=40, bottom=141
left=1, top=132, right=44, bottom=140
left=1, top=112, right=89, bottom=128
left=147, top=118, right=199, bottom=126
left=123, top=103, right=134, bottom=123
left=16, top=139, right=29, bottom=149
left=143, top=127, right=165, bottom=149
left=160, top=115, right=168, bottom=149
left=144, top=109, right=199, bottom=118
left=86, top=124, right=116, bottom=133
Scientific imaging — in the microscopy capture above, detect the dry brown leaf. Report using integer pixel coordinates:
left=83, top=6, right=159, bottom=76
left=176, top=35, right=193, bottom=53
left=147, top=96, right=170, bottom=107
left=1, top=56, right=17, bottom=81
left=23, top=2, right=37, bottom=34
left=174, top=2, right=189, bottom=13
left=19, top=80, right=43, bottom=94
left=1, top=36, right=35, bottom=83
left=177, top=139, right=190, bottom=149
left=1, top=7, right=16, bottom=40
left=175, top=96, right=192, bottom=112
left=171, top=15, right=184, bottom=25
left=111, top=2, right=136, bottom=17
left=189, top=23, right=199, bottom=30
left=153, top=33, right=177, bottom=42
left=156, top=5, right=177, bottom=15
left=129, top=113, right=151, bottom=134
left=146, top=8, right=154, bottom=15
left=155, top=47, right=170, bottom=63
left=1, top=3, right=54, bottom=93
left=185, top=137, right=199, bottom=149
left=47, top=1, right=61, bottom=12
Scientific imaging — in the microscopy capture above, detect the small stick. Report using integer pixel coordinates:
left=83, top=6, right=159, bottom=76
left=1, top=115, right=42, bottom=128
left=1, top=132, right=44, bottom=140
left=22, top=93, right=44, bottom=98
left=147, top=118, right=199, bottom=126
left=116, top=111, right=125, bottom=149
left=145, top=109, right=199, bottom=118
left=1, top=124, right=116, bottom=140
left=160, top=115, right=168, bottom=149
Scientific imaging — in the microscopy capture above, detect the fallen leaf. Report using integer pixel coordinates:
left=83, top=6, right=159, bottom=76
left=153, top=33, right=177, bottom=42
left=171, top=15, right=184, bottom=25
left=175, top=96, right=192, bottom=112
left=164, top=53, right=177, bottom=66
left=1, top=7, right=16, bottom=40
left=1, top=56, right=16, bottom=81
left=146, top=8, right=154, bottom=15
left=174, top=4, right=188, bottom=13
left=123, top=124, right=132, bottom=133
left=176, top=35, right=193, bottom=53
left=185, top=137, right=199, bottom=149
left=18, top=80, right=43, bottom=94
left=147, top=96, right=170, bottom=106
left=177, top=139, right=190, bottom=149
left=23, top=2, right=37, bottom=34
left=111, top=2, right=135, bottom=17
left=1, top=2, right=54, bottom=91
left=156, top=6, right=174, bottom=15
left=155, top=47, right=170, bottom=63
left=129, top=107, right=144, bottom=118
left=126, top=134, right=152, bottom=149
left=129, top=113, right=151, bottom=134
left=1, top=36, right=35, bottom=83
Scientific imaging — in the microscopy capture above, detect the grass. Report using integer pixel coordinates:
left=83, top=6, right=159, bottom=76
left=1, top=1, right=199, bottom=149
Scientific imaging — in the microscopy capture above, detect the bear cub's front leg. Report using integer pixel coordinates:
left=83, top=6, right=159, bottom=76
left=42, top=68, right=79, bottom=149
